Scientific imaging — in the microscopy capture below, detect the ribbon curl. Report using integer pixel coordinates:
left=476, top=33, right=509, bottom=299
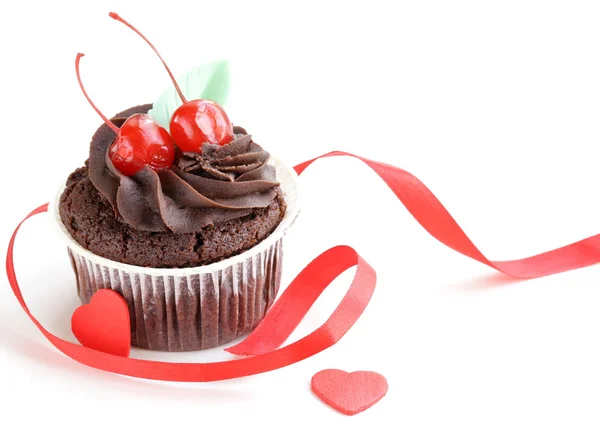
left=7, top=152, right=600, bottom=381
left=295, top=152, right=600, bottom=278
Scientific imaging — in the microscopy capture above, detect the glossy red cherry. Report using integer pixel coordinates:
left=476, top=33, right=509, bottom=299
left=109, top=12, right=234, bottom=153
left=107, top=126, right=148, bottom=176
left=170, top=99, right=234, bottom=152
left=110, top=114, right=175, bottom=175
left=75, top=53, right=175, bottom=176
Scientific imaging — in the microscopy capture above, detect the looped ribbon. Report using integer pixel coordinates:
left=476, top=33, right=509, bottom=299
left=7, top=152, right=600, bottom=381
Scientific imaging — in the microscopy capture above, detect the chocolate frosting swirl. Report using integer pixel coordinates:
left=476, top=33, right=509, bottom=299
left=88, top=104, right=281, bottom=234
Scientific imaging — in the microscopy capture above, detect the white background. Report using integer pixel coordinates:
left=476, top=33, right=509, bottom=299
left=1, top=0, right=600, bottom=439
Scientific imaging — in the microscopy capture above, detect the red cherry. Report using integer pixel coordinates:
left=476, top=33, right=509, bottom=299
left=110, top=114, right=175, bottom=175
left=170, top=99, right=234, bottom=152
left=108, top=132, right=148, bottom=176
left=109, top=12, right=234, bottom=153
left=75, top=53, right=175, bottom=176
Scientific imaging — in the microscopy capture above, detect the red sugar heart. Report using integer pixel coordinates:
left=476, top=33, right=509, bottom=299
left=71, top=289, right=131, bottom=357
left=311, top=369, right=388, bottom=416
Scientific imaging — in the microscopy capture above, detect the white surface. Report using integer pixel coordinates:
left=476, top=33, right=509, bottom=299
left=2, top=1, right=600, bottom=440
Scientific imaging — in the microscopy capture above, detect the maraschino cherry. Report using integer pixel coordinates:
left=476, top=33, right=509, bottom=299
left=75, top=53, right=175, bottom=176
left=109, top=12, right=234, bottom=153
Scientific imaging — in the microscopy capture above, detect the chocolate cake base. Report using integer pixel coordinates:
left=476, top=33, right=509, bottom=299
left=59, top=167, right=287, bottom=351
left=59, top=167, right=286, bottom=268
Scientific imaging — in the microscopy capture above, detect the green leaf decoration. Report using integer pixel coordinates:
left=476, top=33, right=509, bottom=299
left=148, top=59, right=230, bottom=131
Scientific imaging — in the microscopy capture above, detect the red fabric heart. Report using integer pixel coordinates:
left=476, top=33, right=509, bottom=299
left=71, top=289, right=131, bottom=357
left=311, top=369, right=388, bottom=416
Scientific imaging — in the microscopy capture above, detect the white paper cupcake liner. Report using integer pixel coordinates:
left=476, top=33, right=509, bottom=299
left=50, top=157, right=300, bottom=351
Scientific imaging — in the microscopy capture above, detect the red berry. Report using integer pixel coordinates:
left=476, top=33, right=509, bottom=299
left=170, top=99, right=234, bottom=152
left=75, top=53, right=175, bottom=176
left=108, top=135, right=148, bottom=176
left=148, top=138, right=176, bottom=170
left=109, top=13, right=234, bottom=153
left=109, top=114, right=175, bottom=175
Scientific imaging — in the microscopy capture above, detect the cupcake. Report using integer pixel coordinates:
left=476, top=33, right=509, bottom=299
left=49, top=14, right=299, bottom=351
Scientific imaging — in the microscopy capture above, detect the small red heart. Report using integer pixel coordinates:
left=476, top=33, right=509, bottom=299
left=71, top=289, right=131, bottom=357
left=311, top=369, right=388, bottom=416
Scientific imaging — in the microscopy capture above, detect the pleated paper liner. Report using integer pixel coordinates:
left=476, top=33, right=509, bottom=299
left=49, top=157, right=300, bottom=351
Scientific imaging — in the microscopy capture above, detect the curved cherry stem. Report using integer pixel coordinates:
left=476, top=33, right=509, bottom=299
left=109, top=12, right=187, bottom=104
left=75, top=53, right=120, bottom=134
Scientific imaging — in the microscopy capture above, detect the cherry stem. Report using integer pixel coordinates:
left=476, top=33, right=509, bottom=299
left=75, top=53, right=120, bottom=134
left=109, top=12, right=188, bottom=104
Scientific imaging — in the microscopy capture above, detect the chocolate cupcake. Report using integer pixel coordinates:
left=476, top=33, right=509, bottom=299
left=60, top=104, right=287, bottom=269
left=50, top=15, right=299, bottom=351
left=51, top=103, right=299, bottom=351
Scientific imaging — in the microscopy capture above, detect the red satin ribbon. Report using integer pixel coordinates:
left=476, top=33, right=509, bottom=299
left=7, top=152, right=600, bottom=381
left=295, top=152, right=600, bottom=278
